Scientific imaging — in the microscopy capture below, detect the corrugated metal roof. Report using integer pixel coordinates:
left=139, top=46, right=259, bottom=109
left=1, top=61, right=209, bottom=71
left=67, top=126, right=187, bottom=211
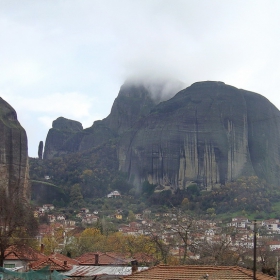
left=64, top=265, right=148, bottom=277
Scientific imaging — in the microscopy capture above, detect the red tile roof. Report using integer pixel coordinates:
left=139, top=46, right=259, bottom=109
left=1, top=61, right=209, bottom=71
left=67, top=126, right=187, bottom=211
left=4, top=246, right=46, bottom=261
left=123, top=265, right=275, bottom=280
left=30, top=253, right=79, bottom=271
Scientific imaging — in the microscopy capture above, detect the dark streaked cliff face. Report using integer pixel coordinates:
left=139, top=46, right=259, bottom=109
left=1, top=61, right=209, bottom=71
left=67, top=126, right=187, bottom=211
left=0, top=97, right=29, bottom=199
left=118, top=81, right=280, bottom=190
left=42, top=80, right=280, bottom=191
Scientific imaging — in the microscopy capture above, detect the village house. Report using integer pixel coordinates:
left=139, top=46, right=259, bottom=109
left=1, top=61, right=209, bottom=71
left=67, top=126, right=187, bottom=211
left=30, top=252, right=79, bottom=272
left=48, top=214, right=56, bottom=223
left=135, top=213, right=142, bottom=220
left=119, top=222, right=144, bottom=236
left=266, top=240, right=280, bottom=251
left=263, top=219, right=280, bottom=233
left=65, top=220, right=76, bottom=227
left=228, top=217, right=249, bottom=228
left=82, top=214, right=99, bottom=224
left=36, top=207, right=45, bottom=214
left=33, top=210, right=39, bottom=218
left=107, top=190, right=121, bottom=198
left=56, top=214, right=66, bottom=222
left=76, top=213, right=83, bottom=218
left=42, top=204, right=55, bottom=212
left=80, top=208, right=89, bottom=213
left=3, top=246, right=46, bottom=272
left=115, top=213, right=123, bottom=220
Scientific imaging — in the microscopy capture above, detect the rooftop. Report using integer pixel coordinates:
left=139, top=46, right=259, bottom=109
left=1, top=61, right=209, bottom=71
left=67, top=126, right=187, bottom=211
left=122, top=265, right=275, bottom=280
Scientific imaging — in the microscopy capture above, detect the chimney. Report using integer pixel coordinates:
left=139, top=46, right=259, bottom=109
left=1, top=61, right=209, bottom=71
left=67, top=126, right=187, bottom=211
left=131, top=260, right=138, bottom=274
left=95, top=254, right=99, bottom=265
left=40, top=244, right=44, bottom=254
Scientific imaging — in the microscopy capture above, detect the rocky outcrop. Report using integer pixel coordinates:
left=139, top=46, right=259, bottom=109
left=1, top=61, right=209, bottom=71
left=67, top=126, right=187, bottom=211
left=118, top=81, right=280, bottom=190
left=43, top=117, right=83, bottom=159
left=0, top=97, right=29, bottom=198
left=102, top=82, right=157, bottom=135
left=42, top=80, right=280, bottom=191
left=38, top=141, right=43, bottom=159
left=43, top=80, right=166, bottom=157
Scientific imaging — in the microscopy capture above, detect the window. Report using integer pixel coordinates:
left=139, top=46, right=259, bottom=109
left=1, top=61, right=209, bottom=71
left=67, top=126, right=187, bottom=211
left=4, top=264, right=15, bottom=268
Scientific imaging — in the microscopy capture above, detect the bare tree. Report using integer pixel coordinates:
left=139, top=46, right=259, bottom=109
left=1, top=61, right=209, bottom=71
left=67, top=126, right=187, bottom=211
left=0, top=187, right=38, bottom=267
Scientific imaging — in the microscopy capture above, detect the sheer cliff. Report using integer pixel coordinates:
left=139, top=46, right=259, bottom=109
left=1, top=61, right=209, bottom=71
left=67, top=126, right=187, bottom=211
left=43, top=117, right=83, bottom=159
left=42, top=81, right=280, bottom=190
left=118, top=81, right=280, bottom=190
left=0, top=97, right=29, bottom=198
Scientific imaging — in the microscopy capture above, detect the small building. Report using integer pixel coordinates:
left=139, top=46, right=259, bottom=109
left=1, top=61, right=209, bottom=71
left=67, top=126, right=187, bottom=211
left=115, top=214, right=123, bottom=220
left=3, top=246, right=45, bottom=272
left=107, top=190, right=121, bottom=198
left=30, top=253, right=78, bottom=272
left=48, top=214, right=56, bottom=223
left=82, top=214, right=99, bottom=224
left=56, top=215, right=66, bottom=222
left=42, top=204, right=55, bottom=212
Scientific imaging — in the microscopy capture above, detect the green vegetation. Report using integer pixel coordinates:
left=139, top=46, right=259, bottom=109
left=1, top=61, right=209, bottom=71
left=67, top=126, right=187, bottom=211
left=29, top=144, right=280, bottom=220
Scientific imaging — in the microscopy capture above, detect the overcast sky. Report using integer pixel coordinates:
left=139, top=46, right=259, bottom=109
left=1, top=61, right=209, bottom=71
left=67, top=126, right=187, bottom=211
left=1, top=0, right=280, bottom=157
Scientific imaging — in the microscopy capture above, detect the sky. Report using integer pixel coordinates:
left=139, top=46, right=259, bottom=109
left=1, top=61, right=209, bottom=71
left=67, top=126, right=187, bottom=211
left=1, top=0, right=280, bottom=157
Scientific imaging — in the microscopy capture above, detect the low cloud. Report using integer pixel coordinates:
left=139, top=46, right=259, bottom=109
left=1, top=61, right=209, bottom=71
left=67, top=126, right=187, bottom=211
left=1, top=1, right=280, bottom=156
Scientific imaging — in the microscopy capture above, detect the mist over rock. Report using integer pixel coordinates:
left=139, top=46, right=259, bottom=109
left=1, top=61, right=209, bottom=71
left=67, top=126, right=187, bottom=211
left=0, top=97, right=29, bottom=198
left=118, top=81, right=280, bottom=190
left=43, top=80, right=164, bottom=157
left=42, top=80, right=280, bottom=191
left=102, top=82, right=157, bottom=135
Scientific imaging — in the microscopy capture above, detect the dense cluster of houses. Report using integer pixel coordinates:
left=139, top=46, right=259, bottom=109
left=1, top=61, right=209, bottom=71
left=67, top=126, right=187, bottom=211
left=34, top=202, right=280, bottom=250
left=4, top=208, right=280, bottom=279
left=117, top=215, right=280, bottom=265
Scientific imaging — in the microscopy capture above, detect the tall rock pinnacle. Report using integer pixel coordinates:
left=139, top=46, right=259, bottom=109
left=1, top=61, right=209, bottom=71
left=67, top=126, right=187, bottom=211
left=0, top=97, right=29, bottom=199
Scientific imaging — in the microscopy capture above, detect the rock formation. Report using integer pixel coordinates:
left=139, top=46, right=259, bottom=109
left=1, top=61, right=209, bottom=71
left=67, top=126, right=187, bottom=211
left=43, top=81, right=167, bottom=157
left=0, top=97, right=29, bottom=198
left=118, top=81, right=280, bottom=190
left=42, top=81, right=280, bottom=190
left=43, top=117, right=83, bottom=159
left=38, top=141, right=43, bottom=159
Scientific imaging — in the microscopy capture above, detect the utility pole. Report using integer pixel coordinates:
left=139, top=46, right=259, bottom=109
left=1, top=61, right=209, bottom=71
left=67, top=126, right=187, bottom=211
left=276, top=256, right=279, bottom=280
left=253, top=220, right=257, bottom=280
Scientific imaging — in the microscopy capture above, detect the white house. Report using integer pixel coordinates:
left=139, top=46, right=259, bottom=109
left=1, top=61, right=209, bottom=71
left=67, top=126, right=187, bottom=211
left=107, top=190, right=121, bottom=198
left=42, top=204, right=54, bottom=212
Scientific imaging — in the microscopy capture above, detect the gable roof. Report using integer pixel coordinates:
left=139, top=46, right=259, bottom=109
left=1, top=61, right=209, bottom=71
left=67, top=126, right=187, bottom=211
left=4, top=246, right=46, bottom=262
left=30, top=253, right=79, bottom=271
left=122, top=265, right=275, bottom=280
